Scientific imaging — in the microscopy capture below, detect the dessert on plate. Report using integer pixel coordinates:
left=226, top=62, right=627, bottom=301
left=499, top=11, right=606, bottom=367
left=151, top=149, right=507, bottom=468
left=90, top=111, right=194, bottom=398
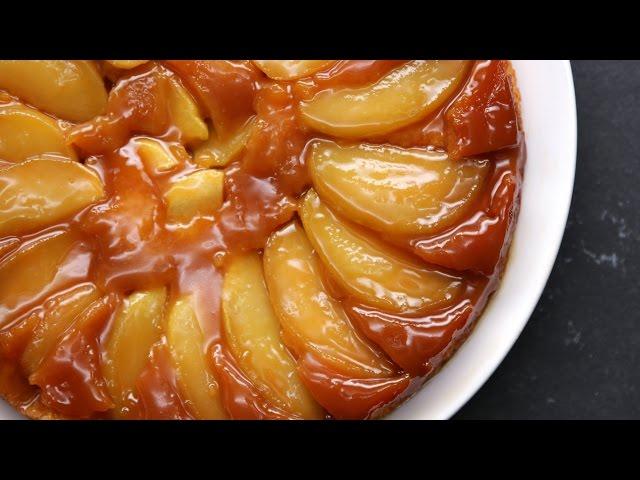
left=0, top=60, right=524, bottom=419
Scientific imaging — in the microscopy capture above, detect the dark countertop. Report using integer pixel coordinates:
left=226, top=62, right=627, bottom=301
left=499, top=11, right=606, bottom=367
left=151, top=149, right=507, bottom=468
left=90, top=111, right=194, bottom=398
left=455, top=60, right=640, bottom=419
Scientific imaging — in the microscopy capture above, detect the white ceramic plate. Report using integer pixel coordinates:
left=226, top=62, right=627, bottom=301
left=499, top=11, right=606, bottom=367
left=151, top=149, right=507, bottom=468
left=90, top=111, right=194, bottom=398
left=0, top=60, right=577, bottom=420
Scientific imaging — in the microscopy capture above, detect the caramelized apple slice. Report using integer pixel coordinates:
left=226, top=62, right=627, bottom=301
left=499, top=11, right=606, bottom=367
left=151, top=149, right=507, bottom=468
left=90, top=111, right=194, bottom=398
left=209, top=343, right=303, bottom=419
left=0, top=309, right=41, bottom=361
left=135, top=137, right=183, bottom=173
left=345, top=281, right=485, bottom=376
left=164, top=169, right=224, bottom=223
left=0, top=231, right=91, bottom=322
left=103, top=287, right=167, bottom=417
left=300, top=190, right=462, bottom=314
left=166, top=296, right=227, bottom=419
left=134, top=342, right=192, bottom=419
left=308, top=140, right=489, bottom=236
left=409, top=149, right=521, bottom=275
left=106, top=60, right=149, bottom=69
left=300, top=60, right=470, bottom=138
left=263, top=221, right=394, bottom=378
left=254, top=61, right=336, bottom=80
left=29, top=293, right=116, bottom=418
left=194, top=117, right=257, bottom=168
left=167, top=77, right=209, bottom=146
left=298, top=352, right=410, bottom=419
left=223, top=252, right=323, bottom=419
left=445, top=60, right=519, bottom=159
left=21, top=283, right=100, bottom=375
left=0, top=104, right=77, bottom=163
left=0, top=156, right=105, bottom=237
left=0, top=61, right=107, bottom=122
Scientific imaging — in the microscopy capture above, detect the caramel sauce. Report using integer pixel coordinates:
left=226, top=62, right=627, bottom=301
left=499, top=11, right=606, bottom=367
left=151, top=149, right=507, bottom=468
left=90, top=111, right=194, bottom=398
left=0, top=60, right=524, bottom=419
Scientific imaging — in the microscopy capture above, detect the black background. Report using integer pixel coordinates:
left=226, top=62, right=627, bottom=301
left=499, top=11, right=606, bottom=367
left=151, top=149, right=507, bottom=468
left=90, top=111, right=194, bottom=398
left=455, top=61, right=640, bottom=419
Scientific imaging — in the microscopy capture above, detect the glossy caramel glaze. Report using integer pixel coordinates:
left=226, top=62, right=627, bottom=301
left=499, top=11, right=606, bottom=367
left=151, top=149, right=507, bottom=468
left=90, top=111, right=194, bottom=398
left=0, top=60, right=524, bottom=419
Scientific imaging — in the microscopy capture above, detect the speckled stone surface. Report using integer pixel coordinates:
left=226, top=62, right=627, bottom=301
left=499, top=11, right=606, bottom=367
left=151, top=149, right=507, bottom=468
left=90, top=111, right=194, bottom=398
left=454, top=60, right=640, bottom=419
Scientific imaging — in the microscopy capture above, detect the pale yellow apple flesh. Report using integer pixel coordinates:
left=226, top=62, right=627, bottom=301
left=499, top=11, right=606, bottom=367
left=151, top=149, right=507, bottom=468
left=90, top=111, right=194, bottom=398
left=167, top=77, right=209, bottom=146
left=0, top=156, right=105, bottom=237
left=0, top=60, right=108, bottom=122
left=300, top=60, right=471, bottom=138
left=0, top=104, right=77, bottom=163
left=103, top=287, right=167, bottom=417
left=164, top=169, right=224, bottom=224
left=194, top=117, right=257, bottom=168
left=134, top=137, right=183, bottom=173
left=308, top=140, right=489, bottom=236
left=166, top=295, right=227, bottom=419
left=263, top=221, right=394, bottom=378
left=105, top=61, right=149, bottom=69
left=300, top=189, right=463, bottom=314
left=223, top=252, right=324, bottom=419
left=0, top=231, right=84, bottom=322
left=21, top=283, right=100, bottom=375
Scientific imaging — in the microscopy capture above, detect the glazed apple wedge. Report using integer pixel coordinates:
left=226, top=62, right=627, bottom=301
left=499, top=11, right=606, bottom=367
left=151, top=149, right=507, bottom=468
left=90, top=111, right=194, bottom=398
left=253, top=61, right=336, bottom=80
left=300, top=60, right=470, bottom=138
left=300, top=189, right=463, bottom=314
left=0, top=61, right=107, bottom=122
left=308, top=140, right=489, bottom=236
left=103, top=287, right=167, bottom=417
left=223, top=252, right=324, bottom=419
left=106, top=61, right=149, bottom=70
left=166, top=295, right=227, bottom=419
left=0, top=231, right=91, bottom=323
left=194, top=117, right=257, bottom=168
left=135, top=138, right=183, bottom=173
left=21, top=283, right=100, bottom=376
left=263, top=221, right=395, bottom=379
left=166, top=77, right=209, bottom=146
left=164, top=170, right=224, bottom=224
left=0, top=104, right=77, bottom=163
left=0, top=156, right=105, bottom=238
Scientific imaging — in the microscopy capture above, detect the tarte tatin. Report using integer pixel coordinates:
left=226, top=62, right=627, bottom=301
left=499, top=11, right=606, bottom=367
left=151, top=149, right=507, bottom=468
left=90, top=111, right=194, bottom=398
left=0, top=60, right=523, bottom=419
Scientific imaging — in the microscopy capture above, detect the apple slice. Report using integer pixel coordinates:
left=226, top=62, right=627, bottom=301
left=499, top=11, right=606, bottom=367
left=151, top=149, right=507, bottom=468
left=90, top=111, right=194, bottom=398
left=135, top=137, right=184, bottom=173
left=134, top=342, right=192, bottom=419
left=106, top=60, right=149, bottom=69
left=0, top=231, right=91, bottom=323
left=29, top=293, right=116, bottom=418
left=164, top=169, right=224, bottom=224
left=298, top=352, right=410, bottom=419
left=0, top=104, right=77, bottom=163
left=21, top=283, right=100, bottom=376
left=0, top=156, right=105, bottom=237
left=103, top=287, right=167, bottom=417
left=300, top=60, right=470, bottom=138
left=222, top=252, right=324, bottom=419
left=194, top=117, right=257, bottom=168
left=308, top=140, right=489, bottom=236
left=209, top=343, right=304, bottom=419
left=166, top=295, right=227, bottom=419
left=263, top=221, right=395, bottom=378
left=0, top=60, right=107, bottom=122
left=167, top=77, right=209, bottom=146
left=300, top=189, right=463, bottom=314
left=253, top=60, right=336, bottom=80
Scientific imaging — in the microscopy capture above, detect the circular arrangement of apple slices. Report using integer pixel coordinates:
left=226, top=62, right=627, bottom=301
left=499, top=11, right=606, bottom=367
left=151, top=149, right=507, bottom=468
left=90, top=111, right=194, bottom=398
left=0, top=60, right=522, bottom=420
